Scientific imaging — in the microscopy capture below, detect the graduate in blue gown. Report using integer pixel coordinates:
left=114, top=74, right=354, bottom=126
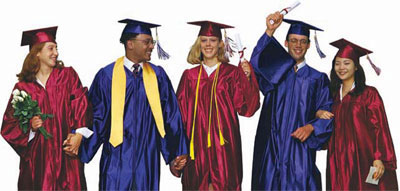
left=250, top=12, right=333, bottom=190
left=77, top=19, right=188, bottom=190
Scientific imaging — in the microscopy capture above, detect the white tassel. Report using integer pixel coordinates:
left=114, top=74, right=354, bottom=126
left=224, top=29, right=235, bottom=59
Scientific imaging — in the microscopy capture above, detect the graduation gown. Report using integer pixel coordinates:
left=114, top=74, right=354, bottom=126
left=250, top=34, right=333, bottom=190
left=1, top=67, right=90, bottom=190
left=79, top=62, right=188, bottom=190
left=327, top=86, right=398, bottom=190
left=177, top=62, right=260, bottom=190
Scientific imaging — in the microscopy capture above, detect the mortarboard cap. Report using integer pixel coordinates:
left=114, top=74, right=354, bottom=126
left=283, top=19, right=323, bottom=38
left=330, top=38, right=372, bottom=60
left=187, top=20, right=234, bottom=39
left=119, top=19, right=160, bottom=36
left=119, top=19, right=170, bottom=60
left=330, top=38, right=380, bottom=75
left=21, top=26, right=57, bottom=48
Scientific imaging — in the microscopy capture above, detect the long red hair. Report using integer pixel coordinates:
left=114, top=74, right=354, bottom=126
left=17, top=42, right=64, bottom=82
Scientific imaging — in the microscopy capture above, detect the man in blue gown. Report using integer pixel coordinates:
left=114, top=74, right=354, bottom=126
left=250, top=12, right=333, bottom=190
left=77, top=19, right=188, bottom=190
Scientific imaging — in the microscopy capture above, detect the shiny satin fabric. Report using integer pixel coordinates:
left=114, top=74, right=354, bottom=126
left=327, top=86, right=398, bottom=190
left=1, top=67, right=91, bottom=190
left=176, top=63, right=260, bottom=190
left=79, top=62, right=188, bottom=190
left=250, top=34, right=333, bottom=190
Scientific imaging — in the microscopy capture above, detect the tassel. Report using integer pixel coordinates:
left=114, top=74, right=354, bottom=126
left=366, top=54, right=381, bottom=75
left=224, top=29, right=235, bottom=59
left=314, top=31, right=326, bottom=59
left=155, top=28, right=170, bottom=60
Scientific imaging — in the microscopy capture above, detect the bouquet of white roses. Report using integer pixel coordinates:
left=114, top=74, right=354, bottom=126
left=11, top=89, right=53, bottom=139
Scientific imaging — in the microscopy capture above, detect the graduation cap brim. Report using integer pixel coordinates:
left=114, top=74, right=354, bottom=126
left=283, top=19, right=323, bottom=37
left=330, top=38, right=372, bottom=58
left=21, top=26, right=58, bottom=47
left=188, top=20, right=234, bottom=38
left=119, top=19, right=160, bottom=35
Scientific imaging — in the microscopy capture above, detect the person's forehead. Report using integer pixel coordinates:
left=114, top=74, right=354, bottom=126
left=136, top=34, right=153, bottom=39
left=288, top=34, right=308, bottom=39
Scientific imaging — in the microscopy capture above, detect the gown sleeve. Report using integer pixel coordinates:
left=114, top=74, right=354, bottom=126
left=366, top=88, right=397, bottom=170
left=305, top=73, right=333, bottom=150
left=157, top=67, right=189, bottom=164
left=250, top=33, right=295, bottom=94
left=68, top=67, right=92, bottom=129
left=79, top=69, right=110, bottom=163
left=1, top=84, right=30, bottom=158
left=232, top=63, right=260, bottom=117
left=176, top=70, right=189, bottom=127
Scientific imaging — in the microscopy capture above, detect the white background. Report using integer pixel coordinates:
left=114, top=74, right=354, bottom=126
left=0, top=0, right=399, bottom=190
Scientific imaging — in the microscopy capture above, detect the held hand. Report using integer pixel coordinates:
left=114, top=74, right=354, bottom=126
left=30, top=116, right=43, bottom=132
left=63, top=133, right=83, bottom=157
left=240, top=59, right=251, bottom=80
left=315, top=110, right=334, bottom=119
left=169, top=155, right=188, bottom=177
left=174, top=155, right=188, bottom=170
left=169, top=161, right=181, bottom=177
left=291, top=124, right=314, bottom=142
left=373, top=160, right=385, bottom=180
left=266, top=11, right=283, bottom=37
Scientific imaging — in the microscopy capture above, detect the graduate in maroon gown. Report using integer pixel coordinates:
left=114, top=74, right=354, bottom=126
left=318, top=38, right=398, bottom=190
left=176, top=21, right=260, bottom=190
left=1, top=27, right=91, bottom=190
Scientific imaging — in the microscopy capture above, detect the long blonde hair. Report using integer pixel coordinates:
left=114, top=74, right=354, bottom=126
left=187, top=36, right=229, bottom=64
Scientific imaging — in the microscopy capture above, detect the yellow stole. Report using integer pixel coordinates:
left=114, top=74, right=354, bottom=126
left=190, top=63, right=225, bottom=160
left=110, top=56, right=165, bottom=147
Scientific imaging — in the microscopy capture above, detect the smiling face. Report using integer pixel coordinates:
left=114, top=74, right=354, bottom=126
left=285, top=34, right=310, bottom=64
left=36, top=42, right=58, bottom=68
left=199, top=35, right=221, bottom=60
left=334, top=57, right=357, bottom=83
left=127, top=34, right=155, bottom=63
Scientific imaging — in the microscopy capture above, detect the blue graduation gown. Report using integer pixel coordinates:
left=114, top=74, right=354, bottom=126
left=79, top=62, right=188, bottom=190
left=250, top=34, right=333, bottom=190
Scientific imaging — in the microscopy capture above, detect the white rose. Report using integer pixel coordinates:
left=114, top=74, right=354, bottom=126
left=20, top=90, right=28, bottom=98
left=12, top=89, right=20, bottom=96
left=11, top=99, right=16, bottom=105
left=16, top=96, right=24, bottom=102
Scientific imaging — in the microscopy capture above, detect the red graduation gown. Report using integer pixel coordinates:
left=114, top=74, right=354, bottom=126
left=327, top=86, right=398, bottom=190
left=1, top=67, right=91, bottom=190
left=177, top=63, right=260, bottom=190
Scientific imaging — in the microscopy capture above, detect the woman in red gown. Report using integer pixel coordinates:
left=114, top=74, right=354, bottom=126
left=318, top=38, right=398, bottom=190
left=1, top=27, right=91, bottom=190
left=176, top=21, right=260, bottom=190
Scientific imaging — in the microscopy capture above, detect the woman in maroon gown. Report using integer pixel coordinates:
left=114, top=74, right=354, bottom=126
left=1, top=27, right=91, bottom=190
left=318, top=38, right=398, bottom=190
left=176, top=21, right=260, bottom=190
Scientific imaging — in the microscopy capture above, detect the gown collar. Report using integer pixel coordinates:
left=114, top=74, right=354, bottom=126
left=340, top=82, right=355, bottom=101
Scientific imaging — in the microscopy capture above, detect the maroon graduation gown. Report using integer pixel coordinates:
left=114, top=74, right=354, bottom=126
left=327, top=86, right=398, bottom=190
left=177, top=63, right=260, bottom=190
left=1, top=67, right=91, bottom=190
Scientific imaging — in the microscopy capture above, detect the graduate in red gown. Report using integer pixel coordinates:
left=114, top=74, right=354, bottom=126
left=176, top=21, right=260, bottom=190
left=318, top=39, right=398, bottom=190
left=1, top=27, right=91, bottom=190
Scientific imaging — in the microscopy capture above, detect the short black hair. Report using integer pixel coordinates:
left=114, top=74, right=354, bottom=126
left=120, top=33, right=139, bottom=47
